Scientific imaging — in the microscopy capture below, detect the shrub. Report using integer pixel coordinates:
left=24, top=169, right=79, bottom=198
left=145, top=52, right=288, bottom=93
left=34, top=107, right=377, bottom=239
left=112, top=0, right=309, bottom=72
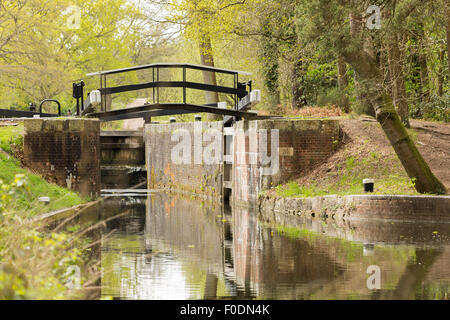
left=0, top=176, right=97, bottom=299
left=410, top=94, right=449, bottom=122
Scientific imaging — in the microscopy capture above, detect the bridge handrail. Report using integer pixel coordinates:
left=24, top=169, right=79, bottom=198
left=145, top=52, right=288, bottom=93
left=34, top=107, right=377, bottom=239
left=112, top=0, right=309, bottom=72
left=39, top=99, right=61, bottom=116
left=86, top=63, right=252, bottom=77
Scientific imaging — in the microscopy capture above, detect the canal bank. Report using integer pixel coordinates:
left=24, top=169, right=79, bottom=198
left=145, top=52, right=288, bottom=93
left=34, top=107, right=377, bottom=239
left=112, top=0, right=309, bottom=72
left=258, top=194, right=450, bottom=223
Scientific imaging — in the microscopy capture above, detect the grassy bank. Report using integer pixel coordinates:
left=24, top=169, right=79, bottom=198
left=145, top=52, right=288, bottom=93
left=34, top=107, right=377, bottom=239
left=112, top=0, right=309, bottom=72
left=0, top=124, right=23, bottom=155
left=0, top=153, right=85, bottom=213
left=274, top=151, right=419, bottom=198
left=271, top=118, right=426, bottom=199
left=0, top=123, right=86, bottom=214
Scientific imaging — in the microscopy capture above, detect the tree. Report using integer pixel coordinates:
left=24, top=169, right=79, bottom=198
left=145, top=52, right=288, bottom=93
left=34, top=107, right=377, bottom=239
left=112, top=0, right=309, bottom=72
left=387, top=32, right=410, bottom=127
left=0, top=0, right=72, bottom=104
left=337, top=53, right=350, bottom=112
left=0, top=0, right=145, bottom=109
left=168, top=0, right=249, bottom=119
left=296, top=0, right=446, bottom=194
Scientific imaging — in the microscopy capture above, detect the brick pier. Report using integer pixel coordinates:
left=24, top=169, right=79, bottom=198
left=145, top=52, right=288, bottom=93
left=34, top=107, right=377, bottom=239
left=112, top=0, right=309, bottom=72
left=23, top=119, right=101, bottom=198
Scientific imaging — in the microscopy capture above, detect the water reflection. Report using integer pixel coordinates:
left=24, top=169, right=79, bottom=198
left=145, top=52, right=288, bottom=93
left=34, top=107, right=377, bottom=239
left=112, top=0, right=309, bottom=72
left=99, top=194, right=450, bottom=300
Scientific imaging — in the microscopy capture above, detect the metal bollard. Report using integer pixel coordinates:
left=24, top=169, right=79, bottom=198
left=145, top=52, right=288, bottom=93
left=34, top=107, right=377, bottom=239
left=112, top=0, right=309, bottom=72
left=363, top=179, right=375, bottom=193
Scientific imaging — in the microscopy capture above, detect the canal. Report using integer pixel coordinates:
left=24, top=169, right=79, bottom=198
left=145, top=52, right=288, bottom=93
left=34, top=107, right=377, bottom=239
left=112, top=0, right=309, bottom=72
left=96, top=193, right=450, bottom=300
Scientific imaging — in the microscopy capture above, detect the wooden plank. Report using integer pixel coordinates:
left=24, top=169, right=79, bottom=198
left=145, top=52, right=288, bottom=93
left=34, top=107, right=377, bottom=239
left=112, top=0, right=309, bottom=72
left=99, top=81, right=247, bottom=97
left=98, top=109, right=196, bottom=122
left=86, top=103, right=259, bottom=119
left=223, top=181, right=233, bottom=189
left=100, top=143, right=143, bottom=149
left=100, top=131, right=143, bottom=137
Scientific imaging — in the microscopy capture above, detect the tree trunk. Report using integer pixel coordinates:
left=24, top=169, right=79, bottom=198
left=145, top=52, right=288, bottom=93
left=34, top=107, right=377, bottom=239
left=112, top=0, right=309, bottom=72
left=387, top=33, right=410, bottom=128
left=259, top=18, right=281, bottom=110
left=416, top=23, right=430, bottom=102
left=418, top=51, right=430, bottom=102
left=447, top=4, right=450, bottom=75
left=342, top=49, right=447, bottom=194
left=337, top=53, right=350, bottom=112
left=291, top=59, right=307, bottom=108
left=199, top=32, right=221, bottom=121
left=438, top=49, right=445, bottom=97
left=349, top=13, right=375, bottom=116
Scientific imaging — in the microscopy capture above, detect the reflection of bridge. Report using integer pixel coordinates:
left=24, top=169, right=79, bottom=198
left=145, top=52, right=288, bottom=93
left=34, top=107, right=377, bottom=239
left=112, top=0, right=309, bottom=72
left=79, top=63, right=267, bottom=125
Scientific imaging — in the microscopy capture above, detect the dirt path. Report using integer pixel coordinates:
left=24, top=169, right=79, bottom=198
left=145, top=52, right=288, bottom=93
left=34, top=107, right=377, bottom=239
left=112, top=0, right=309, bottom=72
left=122, top=99, right=147, bottom=131
left=345, top=118, right=450, bottom=190
left=294, top=118, right=450, bottom=193
left=410, top=120, right=450, bottom=188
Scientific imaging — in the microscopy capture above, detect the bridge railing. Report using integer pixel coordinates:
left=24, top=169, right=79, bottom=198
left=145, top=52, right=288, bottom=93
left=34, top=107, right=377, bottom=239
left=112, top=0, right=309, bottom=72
left=77, top=63, right=262, bottom=123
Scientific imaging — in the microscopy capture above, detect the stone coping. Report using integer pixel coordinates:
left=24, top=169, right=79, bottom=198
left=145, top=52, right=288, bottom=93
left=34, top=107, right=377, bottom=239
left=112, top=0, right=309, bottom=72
left=259, top=194, right=450, bottom=223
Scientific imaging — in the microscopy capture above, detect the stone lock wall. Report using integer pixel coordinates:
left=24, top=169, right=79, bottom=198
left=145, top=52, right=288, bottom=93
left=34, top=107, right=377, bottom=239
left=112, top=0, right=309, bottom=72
left=144, top=121, right=224, bottom=198
left=23, top=119, right=101, bottom=198
left=144, top=119, right=340, bottom=205
left=232, top=119, right=341, bottom=206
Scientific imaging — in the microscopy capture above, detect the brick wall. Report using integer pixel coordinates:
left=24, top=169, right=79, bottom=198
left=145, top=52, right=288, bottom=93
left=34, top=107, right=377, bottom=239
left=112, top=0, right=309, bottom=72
left=23, top=119, right=101, bottom=197
left=144, top=119, right=340, bottom=204
left=233, top=119, right=340, bottom=206
left=144, top=122, right=223, bottom=198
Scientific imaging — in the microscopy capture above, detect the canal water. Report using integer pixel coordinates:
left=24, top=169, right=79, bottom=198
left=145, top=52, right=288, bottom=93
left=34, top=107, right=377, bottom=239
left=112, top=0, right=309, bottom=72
left=97, top=193, right=450, bottom=300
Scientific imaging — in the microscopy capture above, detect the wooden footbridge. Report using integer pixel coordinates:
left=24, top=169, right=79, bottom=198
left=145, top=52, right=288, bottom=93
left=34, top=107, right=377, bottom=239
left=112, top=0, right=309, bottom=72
left=1, top=63, right=265, bottom=125
left=78, top=63, right=264, bottom=125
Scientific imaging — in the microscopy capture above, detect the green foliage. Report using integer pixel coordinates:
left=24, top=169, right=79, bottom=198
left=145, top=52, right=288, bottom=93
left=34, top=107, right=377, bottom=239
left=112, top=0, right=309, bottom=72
left=304, top=62, right=338, bottom=105
left=0, top=0, right=144, bottom=109
left=0, top=125, right=24, bottom=155
left=413, top=93, right=450, bottom=122
left=0, top=0, right=447, bottom=121
left=316, top=88, right=348, bottom=108
left=0, top=177, right=94, bottom=299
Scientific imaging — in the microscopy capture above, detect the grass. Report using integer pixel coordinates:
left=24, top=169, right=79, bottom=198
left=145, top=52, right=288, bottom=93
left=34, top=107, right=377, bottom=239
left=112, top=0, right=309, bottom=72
left=0, top=124, right=24, bottom=154
left=275, top=151, right=419, bottom=198
left=0, top=153, right=86, bottom=213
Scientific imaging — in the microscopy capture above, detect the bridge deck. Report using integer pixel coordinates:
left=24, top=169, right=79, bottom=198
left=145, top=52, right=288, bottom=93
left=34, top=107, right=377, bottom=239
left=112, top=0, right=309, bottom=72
left=0, top=109, right=58, bottom=118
